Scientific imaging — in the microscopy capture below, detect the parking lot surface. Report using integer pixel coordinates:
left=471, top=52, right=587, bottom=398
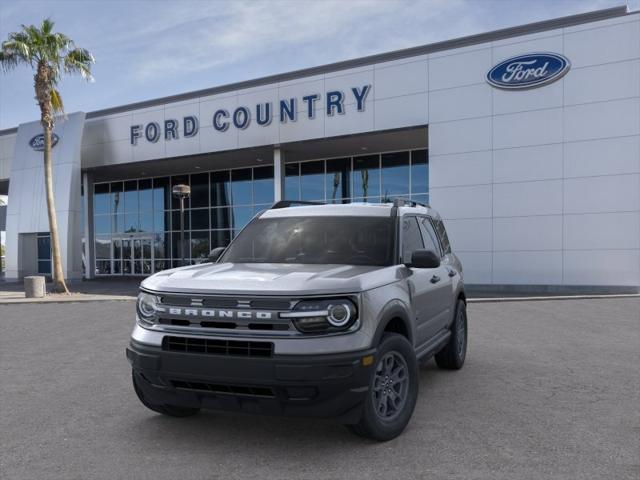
left=1, top=297, right=638, bottom=480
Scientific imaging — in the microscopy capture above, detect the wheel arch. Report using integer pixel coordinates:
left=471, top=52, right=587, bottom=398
left=371, top=302, right=414, bottom=347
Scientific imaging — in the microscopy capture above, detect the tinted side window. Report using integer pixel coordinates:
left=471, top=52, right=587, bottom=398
left=402, top=217, right=424, bottom=264
left=434, top=218, right=451, bottom=254
left=419, top=217, right=441, bottom=256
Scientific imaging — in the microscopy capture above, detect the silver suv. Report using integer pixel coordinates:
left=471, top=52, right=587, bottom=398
left=126, top=199, right=467, bottom=441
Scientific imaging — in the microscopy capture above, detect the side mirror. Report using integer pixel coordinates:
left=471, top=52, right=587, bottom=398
left=406, top=249, right=440, bottom=269
left=208, top=247, right=226, bottom=263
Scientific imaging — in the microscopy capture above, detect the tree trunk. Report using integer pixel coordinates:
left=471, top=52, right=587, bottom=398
left=36, top=63, right=69, bottom=293
left=43, top=123, right=68, bottom=293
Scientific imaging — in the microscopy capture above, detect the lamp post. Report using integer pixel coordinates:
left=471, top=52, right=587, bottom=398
left=172, top=184, right=191, bottom=267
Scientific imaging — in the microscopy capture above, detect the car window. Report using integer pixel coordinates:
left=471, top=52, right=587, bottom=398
left=433, top=218, right=451, bottom=254
left=419, top=217, right=441, bottom=257
left=401, top=217, right=424, bottom=264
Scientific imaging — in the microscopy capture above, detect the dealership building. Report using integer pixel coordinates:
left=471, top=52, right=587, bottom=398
left=0, top=6, right=638, bottom=292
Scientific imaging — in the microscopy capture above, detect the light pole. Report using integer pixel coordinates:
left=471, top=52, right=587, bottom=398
left=172, top=184, right=191, bottom=267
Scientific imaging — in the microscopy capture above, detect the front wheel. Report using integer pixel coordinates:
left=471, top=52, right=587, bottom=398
left=435, top=299, right=467, bottom=370
left=132, top=370, right=200, bottom=417
left=347, top=333, right=418, bottom=441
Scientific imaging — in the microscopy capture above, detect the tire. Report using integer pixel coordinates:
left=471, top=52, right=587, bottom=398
left=347, top=333, right=418, bottom=441
left=435, top=299, right=467, bottom=370
left=132, top=370, right=200, bottom=418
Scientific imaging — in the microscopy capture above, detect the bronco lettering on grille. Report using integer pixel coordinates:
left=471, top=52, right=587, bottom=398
left=155, top=306, right=273, bottom=320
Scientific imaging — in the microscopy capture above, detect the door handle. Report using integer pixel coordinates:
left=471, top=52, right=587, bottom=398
left=447, top=268, right=456, bottom=278
left=430, top=275, right=441, bottom=284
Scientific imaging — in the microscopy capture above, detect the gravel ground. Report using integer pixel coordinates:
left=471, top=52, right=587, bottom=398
left=1, top=297, right=638, bottom=480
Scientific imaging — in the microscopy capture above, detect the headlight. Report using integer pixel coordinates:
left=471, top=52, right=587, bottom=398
left=281, top=298, right=358, bottom=334
left=136, top=292, right=159, bottom=325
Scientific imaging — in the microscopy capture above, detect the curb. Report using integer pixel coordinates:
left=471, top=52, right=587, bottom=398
left=0, top=295, right=136, bottom=305
left=467, top=293, right=640, bottom=303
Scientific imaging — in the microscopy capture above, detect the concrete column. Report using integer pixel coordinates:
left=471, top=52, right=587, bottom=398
left=82, top=172, right=95, bottom=279
left=273, top=147, right=285, bottom=202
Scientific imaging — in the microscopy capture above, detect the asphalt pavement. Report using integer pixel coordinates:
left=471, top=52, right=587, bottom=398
left=1, top=298, right=638, bottom=479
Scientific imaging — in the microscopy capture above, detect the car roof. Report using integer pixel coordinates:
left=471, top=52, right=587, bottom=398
left=259, top=202, right=441, bottom=219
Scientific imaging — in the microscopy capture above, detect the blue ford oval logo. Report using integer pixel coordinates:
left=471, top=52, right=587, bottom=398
left=487, top=53, right=570, bottom=90
left=29, top=133, right=59, bottom=151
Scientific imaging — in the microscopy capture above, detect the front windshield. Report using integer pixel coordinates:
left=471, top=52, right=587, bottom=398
left=220, top=216, right=395, bottom=266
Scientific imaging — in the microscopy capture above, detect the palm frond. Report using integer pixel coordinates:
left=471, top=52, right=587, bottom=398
left=64, top=47, right=94, bottom=81
left=50, top=88, right=64, bottom=114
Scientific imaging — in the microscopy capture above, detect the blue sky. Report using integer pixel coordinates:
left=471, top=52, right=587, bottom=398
left=0, top=0, right=634, bottom=130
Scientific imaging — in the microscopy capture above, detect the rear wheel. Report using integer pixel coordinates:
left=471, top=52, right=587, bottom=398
left=347, top=333, right=418, bottom=441
left=132, top=370, right=200, bottom=417
left=435, top=299, right=467, bottom=370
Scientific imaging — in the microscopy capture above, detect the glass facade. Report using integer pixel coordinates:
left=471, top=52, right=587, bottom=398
left=285, top=149, right=428, bottom=205
left=93, top=166, right=274, bottom=275
left=92, top=148, right=427, bottom=275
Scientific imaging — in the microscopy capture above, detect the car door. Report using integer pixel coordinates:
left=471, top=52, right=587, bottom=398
left=401, top=216, right=448, bottom=347
left=418, top=216, right=454, bottom=333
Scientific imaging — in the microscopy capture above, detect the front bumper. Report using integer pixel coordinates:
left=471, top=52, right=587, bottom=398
left=126, top=339, right=376, bottom=423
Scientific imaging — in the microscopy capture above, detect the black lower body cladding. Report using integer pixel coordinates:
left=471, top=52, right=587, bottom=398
left=126, top=339, right=376, bottom=423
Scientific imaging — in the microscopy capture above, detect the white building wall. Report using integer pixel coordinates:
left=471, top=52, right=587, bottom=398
left=0, top=133, right=16, bottom=181
left=428, top=13, right=640, bottom=287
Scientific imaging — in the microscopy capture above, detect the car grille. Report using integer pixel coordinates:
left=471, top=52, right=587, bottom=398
left=171, top=380, right=275, bottom=397
left=159, top=294, right=292, bottom=310
left=162, top=336, right=273, bottom=357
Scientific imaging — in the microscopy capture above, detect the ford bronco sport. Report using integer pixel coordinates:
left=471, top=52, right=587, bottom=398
left=126, top=199, right=467, bottom=441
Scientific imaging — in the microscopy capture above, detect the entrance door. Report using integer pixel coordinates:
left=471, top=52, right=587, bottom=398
left=114, top=236, right=153, bottom=275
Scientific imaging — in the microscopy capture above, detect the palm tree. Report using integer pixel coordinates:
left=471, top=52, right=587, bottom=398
left=0, top=19, right=94, bottom=293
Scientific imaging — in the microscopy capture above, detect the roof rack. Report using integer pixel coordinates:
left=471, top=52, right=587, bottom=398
left=270, top=200, right=325, bottom=209
left=389, top=197, right=430, bottom=208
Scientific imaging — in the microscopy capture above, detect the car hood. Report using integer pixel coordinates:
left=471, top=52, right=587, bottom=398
left=141, top=262, right=400, bottom=296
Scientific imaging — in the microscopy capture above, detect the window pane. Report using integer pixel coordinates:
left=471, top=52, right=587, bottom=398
left=94, top=215, right=111, bottom=235
left=139, top=212, right=153, bottom=232
left=284, top=163, right=300, bottom=200
left=94, top=183, right=110, bottom=215
left=113, top=238, right=123, bottom=261
left=381, top=151, right=409, bottom=199
left=153, top=177, right=171, bottom=211
left=191, top=208, right=210, bottom=230
left=191, top=231, right=210, bottom=260
left=190, top=173, right=209, bottom=208
left=153, top=210, right=169, bottom=232
left=231, top=169, right=252, bottom=205
left=95, top=236, right=111, bottom=259
left=37, top=260, right=51, bottom=274
left=211, top=171, right=231, bottom=207
left=402, top=217, right=424, bottom=264
left=211, top=207, right=231, bottom=229
left=113, top=261, right=122, bottom=274
left=353, top=155, right=380, bottom=200
left=37, top=235, right=51, bottom=259
left=124, top=180, right=138, bottom=213
left=326, top=158, right=351, bottom=203
left=411, top=149, right=428, bottom=194
left=154, top=233, right=169, bottom=258
left=171, top=175, right=190, bottom=209
left=111, top=182, right=123, bottom=218
left=154, top=260, right=169, bottom=272
left=96, top=260, right=111, bottom=275
left=171, top=210, right=190, bottom=231
left=124, top=212, right=139, bottom=232
left=300, top=161, right=325, bottom=201
left=111, top=211, right=124, bottom=233
left=172, top=232, right=189, bottom=260
left=231, top=205, right=254, bottom=229
left=211, top=230, right=231, bottom=249
left=253, top=166, right=274, bottom=204
left=410, top=193, right=429, bottom=206
left=139, top=178, right=153, bottom=211
left=434, top=218, right=451, bottom=254
left=418, top=217, right=440, bottom=255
